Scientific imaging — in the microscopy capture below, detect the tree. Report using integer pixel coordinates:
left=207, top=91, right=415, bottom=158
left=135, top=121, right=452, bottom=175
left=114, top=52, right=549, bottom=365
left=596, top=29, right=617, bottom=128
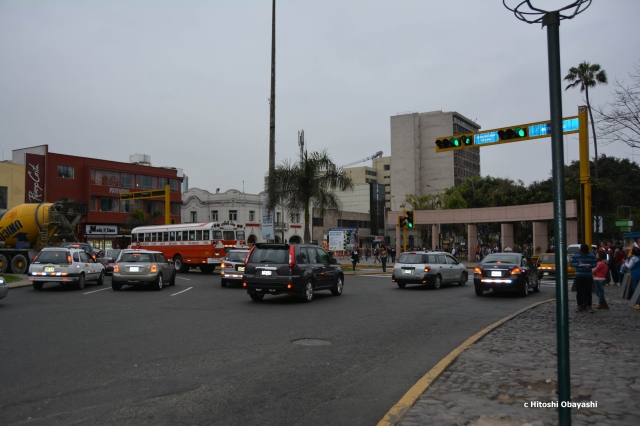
left=594, top=61, right=640, bottom=149
left=399, top=193, right=444, bottom=248
left=564, top=62, right=608, bottom=180
left=123, top=208, right=164, bottom=229
left=265, top=149, right=353, bottom=243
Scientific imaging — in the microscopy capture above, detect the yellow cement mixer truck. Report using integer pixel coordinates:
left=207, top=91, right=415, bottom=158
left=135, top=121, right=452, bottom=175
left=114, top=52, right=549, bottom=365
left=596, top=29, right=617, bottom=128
left=0, top=202, right=83, bottom=274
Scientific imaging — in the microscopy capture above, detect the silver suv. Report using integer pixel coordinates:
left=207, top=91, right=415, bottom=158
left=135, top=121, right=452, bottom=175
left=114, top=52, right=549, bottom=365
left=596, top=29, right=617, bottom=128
left=392, top=251, right=468, bottom=289
left=29, top=247, right=105, bottom=290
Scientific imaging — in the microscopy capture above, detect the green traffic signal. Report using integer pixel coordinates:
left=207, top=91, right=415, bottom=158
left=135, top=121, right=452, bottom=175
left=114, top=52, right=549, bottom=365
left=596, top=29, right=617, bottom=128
left=451, top=137, right=460, bottom=147
left=461, top=135, right=472, bottom=145
left=515, top=127, right=526, bottom=137
left=406, top=210, right=414, bottom=228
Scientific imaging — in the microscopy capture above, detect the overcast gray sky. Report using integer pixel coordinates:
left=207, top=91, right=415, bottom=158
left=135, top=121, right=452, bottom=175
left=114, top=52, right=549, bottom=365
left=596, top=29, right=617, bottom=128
left=1, top=0, right=637, bottom=195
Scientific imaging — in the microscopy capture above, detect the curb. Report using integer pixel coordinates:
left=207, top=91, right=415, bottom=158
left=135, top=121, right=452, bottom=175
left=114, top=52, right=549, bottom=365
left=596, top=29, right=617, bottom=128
left=376, top=298, right=556, bottom=426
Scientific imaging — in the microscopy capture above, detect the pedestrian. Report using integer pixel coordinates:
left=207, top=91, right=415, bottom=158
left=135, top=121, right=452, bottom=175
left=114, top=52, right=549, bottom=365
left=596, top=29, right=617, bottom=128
left=614, top=241, right=626, bottom=286
left=592, top=251, right=609, bottom=309
left=570, top=243, right=598, bottom=312
left=620, top=245, right=640, bottom=308
left=351, top=250, right=360, bottom=272
left=374, top=246, right=380, bottom=263
left=390, top=246, right=396, bottom=263
left=607, top=241, right=618, bottom=285
left=364, top=246, right=369, bottom=262
left=381, top=246, right=388, bottom=272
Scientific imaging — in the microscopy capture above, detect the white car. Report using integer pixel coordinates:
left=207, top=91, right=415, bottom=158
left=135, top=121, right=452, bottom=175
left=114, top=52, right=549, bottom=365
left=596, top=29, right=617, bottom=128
left=220, top=249, right=250, bottom=287
left=29, top=247, right=105, bottom=290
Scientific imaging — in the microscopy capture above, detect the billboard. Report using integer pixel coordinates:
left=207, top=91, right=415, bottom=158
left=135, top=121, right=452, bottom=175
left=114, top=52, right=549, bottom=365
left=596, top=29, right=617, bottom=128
left=261, top=199, right=274, bottom=240
left=328, top=228, right=358, bottom=251
left=25, top=153, right=45, bottom=203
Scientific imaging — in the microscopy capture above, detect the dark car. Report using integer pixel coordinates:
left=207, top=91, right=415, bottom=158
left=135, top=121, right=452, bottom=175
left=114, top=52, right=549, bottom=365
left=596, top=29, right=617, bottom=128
left=242, top=243, right=344, bottom=302
left=98, top=249, right=122, bottom=275
left=61, top=242, right=97, bottom=259
left=473, top=252, right=540, bottom=297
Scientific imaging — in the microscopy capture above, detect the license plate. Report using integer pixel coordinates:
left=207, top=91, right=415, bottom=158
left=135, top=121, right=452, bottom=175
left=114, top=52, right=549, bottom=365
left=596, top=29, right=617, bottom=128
left=262, top=270, right=272, bottom=276
left=543, top=272, right=549, bottom=276
left=238, top=266, right=245, bottom=272
left=45, top=266, right=55, bottom=272
left=403, top=269, right=412, bottom=275
left=491, top=271, right=502, bottom=277
left=130, top=266, right=140, bottom=272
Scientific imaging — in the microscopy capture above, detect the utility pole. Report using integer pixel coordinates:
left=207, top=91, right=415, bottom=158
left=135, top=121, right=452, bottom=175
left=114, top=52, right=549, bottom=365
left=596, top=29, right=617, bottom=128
left=268, top=0, right=276, bottom=173
left=298, top=130, right=304, bottom=163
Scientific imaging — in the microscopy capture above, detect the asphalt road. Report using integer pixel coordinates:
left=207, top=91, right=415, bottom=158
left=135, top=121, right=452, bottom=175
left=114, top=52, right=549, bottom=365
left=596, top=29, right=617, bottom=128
left=0, top=272, right=551, bottom=426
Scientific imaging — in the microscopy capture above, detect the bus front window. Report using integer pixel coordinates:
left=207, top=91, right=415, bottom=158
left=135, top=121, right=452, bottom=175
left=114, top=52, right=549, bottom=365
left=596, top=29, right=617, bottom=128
left=223, top=231, right=235, bottom=240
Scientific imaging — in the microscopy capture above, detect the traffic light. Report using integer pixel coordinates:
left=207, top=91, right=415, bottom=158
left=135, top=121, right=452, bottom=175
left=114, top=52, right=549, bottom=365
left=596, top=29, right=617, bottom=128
left=405, top=210, right=414, bottom=228
left=498, top=127, right=527, bottom=141
left=435, top=134, right=473, bottom=151
left=398, top=213, right=407, bottom=229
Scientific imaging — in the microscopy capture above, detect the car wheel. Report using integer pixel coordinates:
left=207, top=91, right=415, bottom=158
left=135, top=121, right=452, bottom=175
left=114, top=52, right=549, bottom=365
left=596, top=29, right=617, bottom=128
left=397, top=281, right=406, bottom=289
left=458, top=272, right=468, bottom=286
left=169, top=272, right=176, bottom=286
left=33, top=282, right=43, bottom=290
left=97, top=271, right=105, bottom=285
left=433, top=275, right=442, bottom=290
left=11, top=254, right=28, bottom=274
left=174, top=255, right=187, bottom=273
left=112, top=281, right=122, bottom=291
left=475, top=286, right=483, bottom=296
left=521, top=280, right=529, bottom=297
left=152, top=274, right=163, bottom=291
left=77, top=273, right=85, bottom=290
left=299, top=279, right=314, bottom=303
left=250, top=292, right=264, bottom=301
left=331, top=275, right=343, bottom=296
left=221, top=279, right=227, bottom=288
left=0, top=254, right=9, bottom=273
left=533, top=278, right=541, bottom=293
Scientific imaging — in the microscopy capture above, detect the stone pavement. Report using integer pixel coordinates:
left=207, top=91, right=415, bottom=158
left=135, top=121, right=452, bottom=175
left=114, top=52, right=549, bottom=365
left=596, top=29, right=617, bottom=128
left=394, top=285, right=640, bottom=426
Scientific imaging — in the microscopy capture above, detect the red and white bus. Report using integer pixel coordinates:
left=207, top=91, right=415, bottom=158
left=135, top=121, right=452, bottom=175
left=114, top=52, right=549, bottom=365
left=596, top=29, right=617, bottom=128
left=130, top=221, right=248, bottom=273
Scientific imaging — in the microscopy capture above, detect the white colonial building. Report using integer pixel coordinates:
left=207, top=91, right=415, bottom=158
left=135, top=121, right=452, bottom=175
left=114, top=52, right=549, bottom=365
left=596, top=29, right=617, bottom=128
left=181, top=187, right=306, bottom=244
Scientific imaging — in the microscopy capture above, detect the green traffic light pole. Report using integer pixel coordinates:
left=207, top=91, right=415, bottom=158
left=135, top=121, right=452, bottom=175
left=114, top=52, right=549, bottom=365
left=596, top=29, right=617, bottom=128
left=504, top=1, right=592, bottom=425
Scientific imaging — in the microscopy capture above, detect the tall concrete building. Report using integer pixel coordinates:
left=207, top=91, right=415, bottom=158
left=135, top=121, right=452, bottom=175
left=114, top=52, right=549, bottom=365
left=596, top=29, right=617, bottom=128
left=390, top=111, right=481, bottom=210
left=343, top=156, right=391, bottom=209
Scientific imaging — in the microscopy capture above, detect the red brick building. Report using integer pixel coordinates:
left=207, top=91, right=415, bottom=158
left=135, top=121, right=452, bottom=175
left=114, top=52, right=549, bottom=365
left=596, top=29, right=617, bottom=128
left=13, top=146, right=183, bottom=250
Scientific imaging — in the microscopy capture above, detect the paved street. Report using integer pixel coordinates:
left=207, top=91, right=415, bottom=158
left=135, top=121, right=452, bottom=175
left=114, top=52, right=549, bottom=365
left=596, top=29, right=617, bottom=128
left=0, top=271, right=546, bottom=425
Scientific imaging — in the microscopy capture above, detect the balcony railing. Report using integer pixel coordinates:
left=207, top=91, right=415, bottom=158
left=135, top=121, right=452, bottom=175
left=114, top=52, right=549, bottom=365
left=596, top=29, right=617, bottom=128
left=274, top=222, right=287, bottom=230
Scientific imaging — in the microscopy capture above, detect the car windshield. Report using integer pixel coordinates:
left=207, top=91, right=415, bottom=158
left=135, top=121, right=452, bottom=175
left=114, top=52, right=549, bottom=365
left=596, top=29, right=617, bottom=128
left=481, top=254, right=519, bottom=264
left=34, top=250, right=69, bottom=264
left=250, top=247, right=288, bottom=263
left=105, top=249, right=121, bottom=258
left=397, top=253, right=426, bottom=264
left=225, top=252, right=248, bottom=262
left=120, top=252, right=153, bottom=262
left=538, top=255, right=555, bottom=264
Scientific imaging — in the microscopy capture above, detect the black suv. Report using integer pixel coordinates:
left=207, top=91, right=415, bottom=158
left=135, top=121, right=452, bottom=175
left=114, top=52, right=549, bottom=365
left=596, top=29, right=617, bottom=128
left=242, top=243, right=344, bottom=302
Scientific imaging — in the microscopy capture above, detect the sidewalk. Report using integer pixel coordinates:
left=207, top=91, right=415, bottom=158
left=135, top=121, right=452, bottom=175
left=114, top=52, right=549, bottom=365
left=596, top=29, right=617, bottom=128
left=382, top=285, right=640, bottom=425
left=338, top=255, right=477, bottom=275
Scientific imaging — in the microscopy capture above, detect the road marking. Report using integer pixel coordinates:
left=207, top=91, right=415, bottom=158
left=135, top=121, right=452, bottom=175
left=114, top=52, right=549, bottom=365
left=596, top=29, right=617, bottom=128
left=171, top=287, right=193, bottom=296
left=360, top=274, right=393, bottom=278
left=83, top=288, right=111, bottom=295
left=177, top=277, right=191, bottom=281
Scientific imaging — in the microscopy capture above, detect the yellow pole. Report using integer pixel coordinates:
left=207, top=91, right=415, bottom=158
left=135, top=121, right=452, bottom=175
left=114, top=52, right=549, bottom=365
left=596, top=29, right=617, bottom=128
left=578, top=105, right=591, bottom=247
left=403, top=228, right=407, bottom=252
left=165, top=184, right=171, bottom=225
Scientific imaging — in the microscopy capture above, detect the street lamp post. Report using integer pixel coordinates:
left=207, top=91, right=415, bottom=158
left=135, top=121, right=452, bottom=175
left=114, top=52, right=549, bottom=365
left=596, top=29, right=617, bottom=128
left=503, top=2, right=592, bottom=424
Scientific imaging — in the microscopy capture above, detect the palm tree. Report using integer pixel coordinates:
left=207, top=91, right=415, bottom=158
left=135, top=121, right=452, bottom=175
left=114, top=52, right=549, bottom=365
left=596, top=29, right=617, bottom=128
left=265, top=149, right=353, bottom=243
left=564, top=61, right=608, bottom=179
left=123, top=208, right=164, bottom=229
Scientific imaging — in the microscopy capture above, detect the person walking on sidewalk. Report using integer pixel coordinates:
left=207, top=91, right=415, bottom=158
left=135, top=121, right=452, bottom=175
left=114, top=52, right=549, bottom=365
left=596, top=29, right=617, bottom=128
left=364, top=247, right=370, bottom=262
left=390, top=246, right=396, bottom=263
left=373, top=246, right=379, bottom=263
left=620, top=245, right=640, bottom=307
left=380, top=246, right=388, bottom=272
left=592, top=251, right=609, bottom=309
left=570, top=244, right=598, bottom=312
left=351, top=250, right=360, bottom=272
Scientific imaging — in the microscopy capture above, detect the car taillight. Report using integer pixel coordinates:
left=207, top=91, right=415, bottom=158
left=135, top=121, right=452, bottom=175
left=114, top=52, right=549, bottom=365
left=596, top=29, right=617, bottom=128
left=474, top=267, right=482, bottom=274
left=511, top=267, right=523, bottom=275
left=245, top=246, right=256, bottom=266
left=289, top=246, right=296, bottom=268
left=114, top=264, right=119, bottom=273
left=424, top=266, right=431, bottom=272
left=151, top=264, right=157, bottom=273
left=67, top=254, right=72, bottom=263
left=221, top=262, right=226, bottom=268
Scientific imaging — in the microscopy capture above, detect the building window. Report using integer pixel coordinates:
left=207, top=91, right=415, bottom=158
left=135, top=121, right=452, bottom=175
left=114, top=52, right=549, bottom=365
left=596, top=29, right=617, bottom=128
left=190, top=211, right=197, bottom=222
left=0, top=186, right=7, bottom=209
left=56, top=198, right=74, bottom=202
left=136, top=175, right=157, bottom=190
left=249, top=211, right=255, bottom=221
left=121, top=200, right=134, bottom=213
left=169, top=179, right=180, bottom=192
left=121, top=173, right=134, bottom=188
left=57, top=165, right=74, bottom=179
left=229, top=210, right=238, bottom=221
left=312, top=217, right=324, bottom=226
left=292, top=213, right=300, bottom=223
left=276, top=212, right=281, bottom=223
left=211, top=210, right=218, bottom=221
left=90, top=196, right=97, bottom=211
left=365, top=170, right=377, bottom=176
left=100, top=197, right=119, bottom=212
left=91, top=169, right=119, bottom=186
left=170, top=202, right=181, bottom=216
left=384, top=165, right=390, bottom=170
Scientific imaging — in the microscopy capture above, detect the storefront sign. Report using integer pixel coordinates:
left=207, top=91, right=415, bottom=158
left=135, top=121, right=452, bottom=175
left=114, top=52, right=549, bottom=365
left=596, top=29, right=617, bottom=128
left=86, top=224, right=118, bottom=235
left=25, top=153, right=45, bottom=203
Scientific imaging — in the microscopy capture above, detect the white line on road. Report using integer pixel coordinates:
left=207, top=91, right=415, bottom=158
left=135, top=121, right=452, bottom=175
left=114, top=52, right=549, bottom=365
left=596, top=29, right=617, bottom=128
left=83, top=288, right=111, bottom=295
left=177, top=277, right=191, bottom=281
left=171, top=287, right=193, bottom=296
